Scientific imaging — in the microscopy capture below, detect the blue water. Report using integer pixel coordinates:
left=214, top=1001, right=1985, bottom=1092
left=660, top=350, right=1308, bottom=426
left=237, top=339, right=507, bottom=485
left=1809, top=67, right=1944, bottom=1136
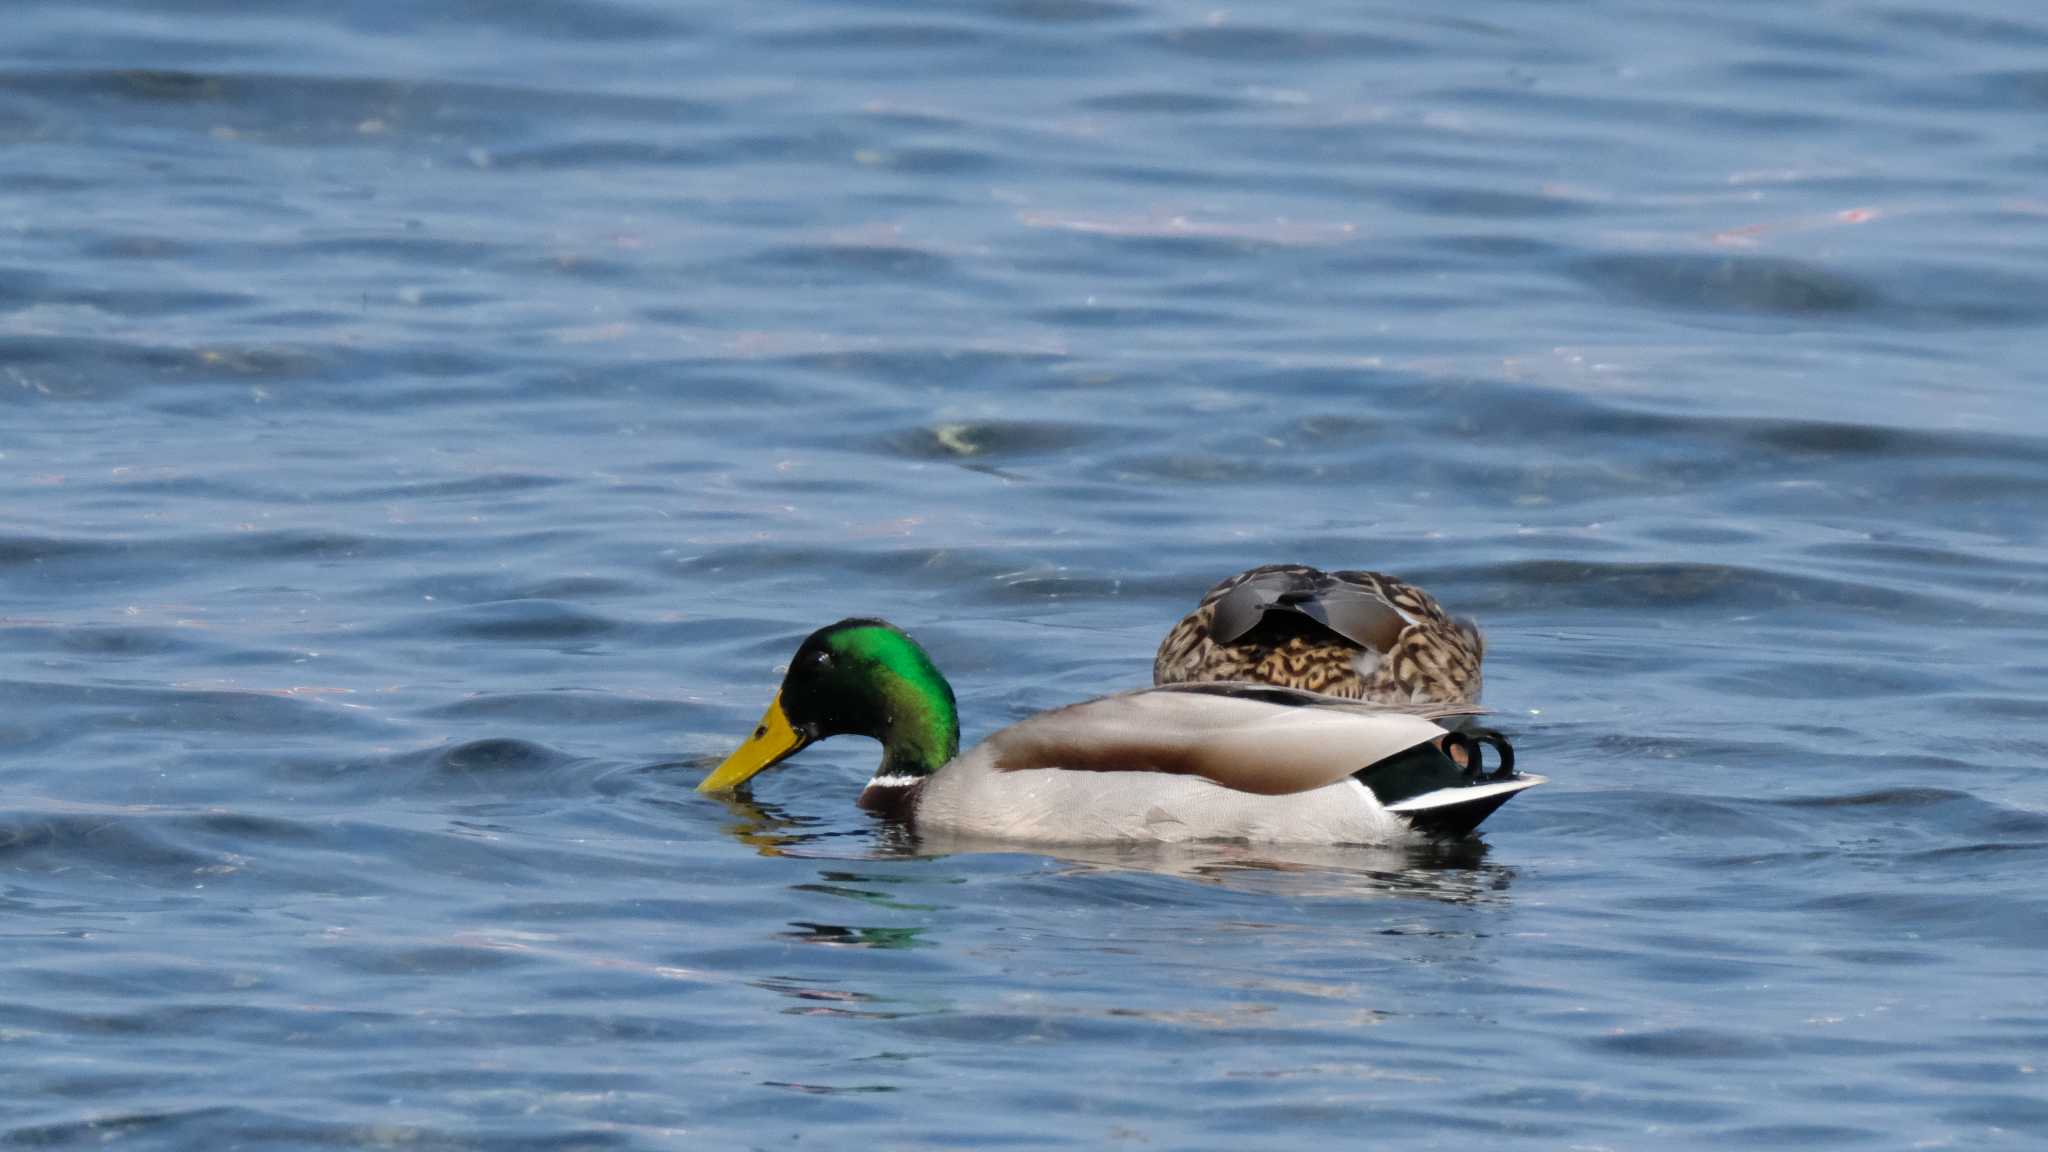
left=5, top=0, right=2048, bottom=1146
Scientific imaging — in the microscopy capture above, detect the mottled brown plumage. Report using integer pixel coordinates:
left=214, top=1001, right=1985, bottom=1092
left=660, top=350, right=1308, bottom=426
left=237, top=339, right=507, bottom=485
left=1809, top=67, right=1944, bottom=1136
left=1155, top=564, right=1484, bottom=706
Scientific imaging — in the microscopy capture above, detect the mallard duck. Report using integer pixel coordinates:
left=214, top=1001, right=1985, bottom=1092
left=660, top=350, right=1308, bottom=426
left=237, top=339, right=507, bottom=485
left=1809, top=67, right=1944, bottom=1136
left=699, top=618, right=1538, bottom=843
left=1156, top=564, right=1484, bottom=705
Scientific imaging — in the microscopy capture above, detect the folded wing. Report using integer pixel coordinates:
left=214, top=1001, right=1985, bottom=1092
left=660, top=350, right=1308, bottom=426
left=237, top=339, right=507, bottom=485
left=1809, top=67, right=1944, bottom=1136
left=983, top=683, right=1450, bottom=796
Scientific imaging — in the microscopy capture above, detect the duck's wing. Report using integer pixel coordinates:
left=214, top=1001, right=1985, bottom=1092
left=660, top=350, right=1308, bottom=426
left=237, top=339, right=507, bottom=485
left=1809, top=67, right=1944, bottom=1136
left=978, top=685, right=1450, bottom=797
left=1206, top=565, right=1414, bottom=651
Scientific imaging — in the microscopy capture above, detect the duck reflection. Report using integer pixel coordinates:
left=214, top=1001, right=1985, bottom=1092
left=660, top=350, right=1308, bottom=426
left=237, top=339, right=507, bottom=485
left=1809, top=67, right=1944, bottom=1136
left=791, top=870, right=941, bottom=911
left=907, top=832, right=1514, bottom=905
left=699, top=787, right=839, bottom=858
left=750, top=976, right=908, bottom=1019
left=696, top=776, right=921, bottom=859
left=695, top=771, right=1512, bottom=905
left=781, top=921, right=929, bottom=949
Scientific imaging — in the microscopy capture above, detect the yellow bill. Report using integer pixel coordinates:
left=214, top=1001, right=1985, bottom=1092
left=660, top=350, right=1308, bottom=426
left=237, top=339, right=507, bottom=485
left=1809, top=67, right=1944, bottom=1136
left=699, top=692, right=808, bottom=792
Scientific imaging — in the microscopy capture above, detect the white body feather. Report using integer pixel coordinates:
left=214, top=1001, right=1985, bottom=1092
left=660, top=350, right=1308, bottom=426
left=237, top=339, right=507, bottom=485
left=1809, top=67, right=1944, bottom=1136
left=904, top=688, right=1451, bottom=845
left=914, top=755, right=1414, bottom=844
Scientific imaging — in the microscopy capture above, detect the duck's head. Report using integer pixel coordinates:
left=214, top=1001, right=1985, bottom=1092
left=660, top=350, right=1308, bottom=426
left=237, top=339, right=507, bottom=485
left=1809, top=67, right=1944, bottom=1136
left=698, top=618, right=961, bottom=793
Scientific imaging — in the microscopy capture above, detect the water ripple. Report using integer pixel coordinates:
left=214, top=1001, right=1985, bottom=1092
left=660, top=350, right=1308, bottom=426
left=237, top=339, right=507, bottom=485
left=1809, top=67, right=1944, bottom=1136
left=6, top=0, right=2048, bottom=1145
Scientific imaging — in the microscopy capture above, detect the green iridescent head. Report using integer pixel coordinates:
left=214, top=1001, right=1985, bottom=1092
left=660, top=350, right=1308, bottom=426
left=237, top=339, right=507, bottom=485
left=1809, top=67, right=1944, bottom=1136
left=699, top=619, right=961, bottom=792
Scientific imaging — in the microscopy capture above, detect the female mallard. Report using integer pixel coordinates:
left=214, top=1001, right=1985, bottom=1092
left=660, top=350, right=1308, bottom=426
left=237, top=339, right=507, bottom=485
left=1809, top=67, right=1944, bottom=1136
left=1156, top=564, right=1484, bottom=705
left=700, top=618, right=1537, bottom=843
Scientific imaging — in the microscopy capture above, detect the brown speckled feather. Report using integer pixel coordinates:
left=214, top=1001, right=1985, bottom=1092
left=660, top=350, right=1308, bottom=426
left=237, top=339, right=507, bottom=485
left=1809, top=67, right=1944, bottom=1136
left=1155, top=564, right=1485, bottom=706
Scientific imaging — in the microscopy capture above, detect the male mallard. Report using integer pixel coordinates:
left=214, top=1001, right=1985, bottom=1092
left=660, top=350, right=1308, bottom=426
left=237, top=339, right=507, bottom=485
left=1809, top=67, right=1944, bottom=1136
left=1156, top=564, right=1484, bottom=705
left=700, top=618, right=1537, bottom=843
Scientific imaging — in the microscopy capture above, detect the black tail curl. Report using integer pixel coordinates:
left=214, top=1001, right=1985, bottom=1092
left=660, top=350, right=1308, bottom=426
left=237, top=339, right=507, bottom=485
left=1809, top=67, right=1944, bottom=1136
left=1440, top=729, right=1517, bottom=783
left=1353, top=728, right=1520, bottom=808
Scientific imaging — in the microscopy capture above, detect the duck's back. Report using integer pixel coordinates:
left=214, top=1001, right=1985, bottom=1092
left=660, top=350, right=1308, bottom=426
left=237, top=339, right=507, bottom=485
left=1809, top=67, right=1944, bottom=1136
left=1154, top=564, right=1484, bottom=705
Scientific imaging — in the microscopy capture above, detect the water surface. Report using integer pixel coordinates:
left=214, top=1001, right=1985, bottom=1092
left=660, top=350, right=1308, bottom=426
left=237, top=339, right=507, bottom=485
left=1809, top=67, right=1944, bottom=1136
left=4, top=1, right=2047, bottom=1147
